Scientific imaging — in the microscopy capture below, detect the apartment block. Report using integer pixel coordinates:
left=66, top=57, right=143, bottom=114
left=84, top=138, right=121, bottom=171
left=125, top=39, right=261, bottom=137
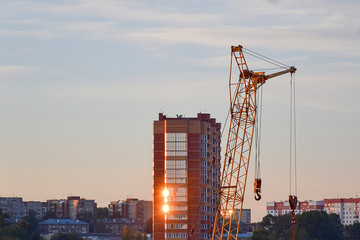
left=0, top=197, right=26, bottom=221
left=25, top=201, right=47, bottom=219
left=107, top=198, right=152, bottom=229
left=153, top=113, right=221, bottom=240
left=266, top=200, right=324, bottom=216
left=108, top=200, right=127, bottom=218
left=324, top=198, right=360, bottom=225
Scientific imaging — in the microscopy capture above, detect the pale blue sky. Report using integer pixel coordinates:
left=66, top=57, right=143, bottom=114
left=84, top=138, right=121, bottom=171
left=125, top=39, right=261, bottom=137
left=0, top=0, right=359, bottom=221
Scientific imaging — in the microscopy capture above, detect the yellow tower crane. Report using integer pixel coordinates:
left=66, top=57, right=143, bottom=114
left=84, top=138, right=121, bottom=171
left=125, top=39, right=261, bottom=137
left=211, top=45, right=296, bottom=240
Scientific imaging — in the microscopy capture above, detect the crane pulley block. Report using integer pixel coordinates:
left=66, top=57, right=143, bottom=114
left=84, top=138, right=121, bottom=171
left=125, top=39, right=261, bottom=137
left=254, top=178, right=262, bottom=201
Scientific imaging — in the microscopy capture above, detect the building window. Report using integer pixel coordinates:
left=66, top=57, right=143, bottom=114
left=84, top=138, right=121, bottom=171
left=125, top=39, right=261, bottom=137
left=170, top=205, right=188, bottom=211
left=165, top=232, right=188, bottom=238
left=165, top=134, right=188, bottom=183
left=167, top=187, right=188, bottom=202
left=166, top=224, right=188, bottom=229
left=165, top=133, right=188, bottom=156
left=167, top=215, right=188, bottom=220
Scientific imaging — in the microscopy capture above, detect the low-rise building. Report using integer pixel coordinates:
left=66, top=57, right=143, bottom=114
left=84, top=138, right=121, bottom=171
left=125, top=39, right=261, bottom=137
left=39, top=218, right=89, bottom=234
left=101, top=218, right=134, bottom=234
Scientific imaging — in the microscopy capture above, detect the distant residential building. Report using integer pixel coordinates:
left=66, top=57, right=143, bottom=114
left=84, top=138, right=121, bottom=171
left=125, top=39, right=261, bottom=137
left=39, top=218, right=89, bottom=234
left=239, top=209, right=251, bottom=225
left=229, top=208, right=251, bottom=224
left=46, top=196, right=97, bottom=225
left=127, top=198, right=139, bottom=221
left=107, top=198, right=152, bottom=229
left=266, top=200, right=324, bottom=216
left=324, top=198, right=360, bottom=225
left=47, top=199, right=68, bottom=218
left=25, top=201, right=47, bottom=219
left=108, top=200, right=127, bottom=218
left=0, top=197, right=26, bottom=221
left=126, top=198, right=152, bottom=223
left=67, top=196, right=97, bottom=220
left=229, top=209, right=251, bottom=233
left=101, top=218, right=144, bottom=234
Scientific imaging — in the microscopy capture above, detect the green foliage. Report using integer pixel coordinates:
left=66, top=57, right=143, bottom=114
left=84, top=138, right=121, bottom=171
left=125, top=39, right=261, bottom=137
left=77, top=211, right=94, bottom=232
left=135, top=231, right=143, bottom=240
left=42, top=211, right=56, bottom=220
left=296, top=211, right=343, bottom=240
left=121, top=226, right=146, bottom=240
left=259, top=214, right=291, bottom=240
left=0, top=210, right=42, bottom=240
left=122, top=225, right=133, bottom=240
left=344, top=222, right=360, bottom=240
left=23, top=210, right=39, bottom=233
left=97, top=208, right=108, bottom=221
left=251, top=228, right=273, bottom=240
left=0, top=219, right=42, bottom=240
left=252, top=212, right=344, bottom=240
left=50, top=233, right=83, bottom=240
left=0, top=215, right=5, bottom=229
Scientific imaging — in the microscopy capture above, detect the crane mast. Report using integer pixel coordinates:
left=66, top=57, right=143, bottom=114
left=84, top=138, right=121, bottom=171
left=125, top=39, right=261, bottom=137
left=211, top=45, right=296, bottom=240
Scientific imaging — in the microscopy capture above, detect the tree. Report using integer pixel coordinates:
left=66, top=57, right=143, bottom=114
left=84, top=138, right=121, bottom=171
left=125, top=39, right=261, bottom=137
left=0, top=219, right=42, bottom=240
left=134, top=231, right=144, bottom=240
left=252, top=212, right=344, bottom=240
left=295, top=211, right=343, bottom=240
left=258, top=214, right=291, bottom=240
left=0, top=214, right=5, bottom=229
left=42, top=211, right=56, bottom=220
left=77, top=211, right=94, bottom=232
left=24, top=210, right=40, bottom=233
left=50, top=233, right=83, bottom=240
left=251, top=228, right=273, bottom=240
left=122, top=225, right=135, bottom=240
left=97, top=208, right=108, bottom=221
left=344, top=222, right=360, bottom=240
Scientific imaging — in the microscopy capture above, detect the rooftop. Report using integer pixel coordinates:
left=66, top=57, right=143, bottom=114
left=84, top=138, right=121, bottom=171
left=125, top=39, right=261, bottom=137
left=39, top=219, right=88, bottom=225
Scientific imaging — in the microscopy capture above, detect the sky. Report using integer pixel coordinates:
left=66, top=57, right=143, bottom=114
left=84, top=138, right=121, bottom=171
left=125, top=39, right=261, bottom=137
left=0, top=0, right=359, bottom=222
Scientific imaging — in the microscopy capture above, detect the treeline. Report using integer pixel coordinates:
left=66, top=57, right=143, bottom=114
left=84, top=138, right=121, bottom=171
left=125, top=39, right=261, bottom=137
left=252, top=211, right=360, bottom=240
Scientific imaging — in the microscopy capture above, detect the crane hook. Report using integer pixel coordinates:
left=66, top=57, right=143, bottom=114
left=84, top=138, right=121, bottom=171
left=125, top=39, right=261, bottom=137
left=255, top=189, right=261, bottom=201
left=289, top=195, right=298, bottom=224
left=254, top=178, right=262, bottom=201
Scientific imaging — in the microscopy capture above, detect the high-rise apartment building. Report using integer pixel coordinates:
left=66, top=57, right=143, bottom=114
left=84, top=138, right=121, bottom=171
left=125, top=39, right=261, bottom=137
left=324, top=198, right=360, bottom=225
left=153, top=113, right=221, bottom=240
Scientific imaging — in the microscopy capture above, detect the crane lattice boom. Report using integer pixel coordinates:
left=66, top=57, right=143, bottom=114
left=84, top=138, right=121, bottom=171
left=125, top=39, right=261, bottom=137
left=211, top=45, right=296, bottom=240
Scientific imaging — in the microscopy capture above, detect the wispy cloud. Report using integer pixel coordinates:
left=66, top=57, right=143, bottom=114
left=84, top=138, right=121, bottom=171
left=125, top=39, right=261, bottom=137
left=0, top=0, right=358, bottom=64
left=49, top=75, right=225, bottom=103
left=0, top=65, right=37, bottom=77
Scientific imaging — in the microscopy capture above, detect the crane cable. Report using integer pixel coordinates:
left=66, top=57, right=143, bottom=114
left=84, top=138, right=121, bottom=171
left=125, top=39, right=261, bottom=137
left=289, top=73, right=298, bottom=196
left=242, top=47, right=291, bottom=69
left=254, top=86, right=263, bottom=201
left=289, top=73, right=298, bottom=240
